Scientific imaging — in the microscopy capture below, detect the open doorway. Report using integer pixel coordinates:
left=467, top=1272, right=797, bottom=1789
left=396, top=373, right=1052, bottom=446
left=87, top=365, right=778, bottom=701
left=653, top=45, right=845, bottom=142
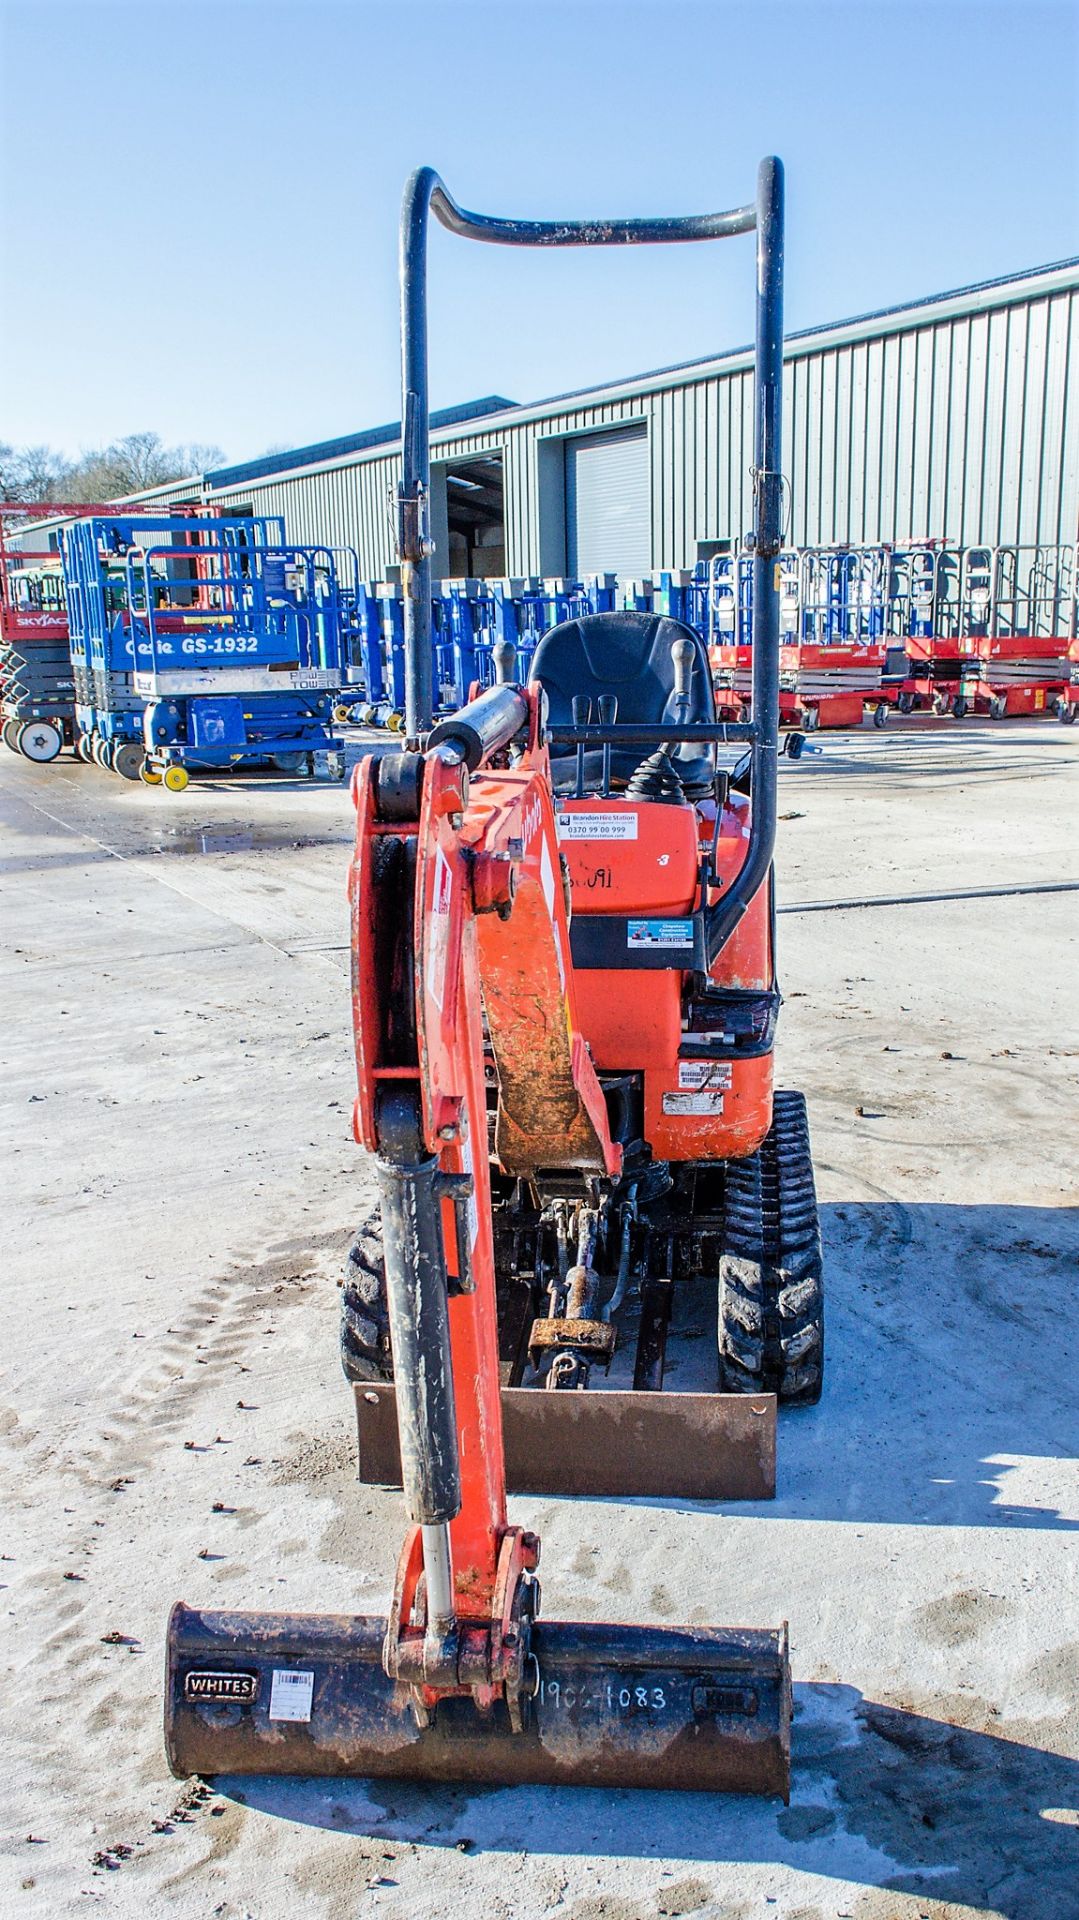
left=434, top=453, right=505, bottom=578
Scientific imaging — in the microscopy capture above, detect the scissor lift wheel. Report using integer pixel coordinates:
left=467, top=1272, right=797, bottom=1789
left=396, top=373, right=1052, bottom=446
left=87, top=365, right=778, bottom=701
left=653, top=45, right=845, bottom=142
left=113, top=742, right=145, bottom=781
left=17, top=719, right=62, bottom=762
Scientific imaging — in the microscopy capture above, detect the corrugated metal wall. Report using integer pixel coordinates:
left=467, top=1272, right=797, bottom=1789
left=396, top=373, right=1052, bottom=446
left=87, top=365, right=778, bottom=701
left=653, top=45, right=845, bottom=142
left=200, top=263, right=1078, bottom=576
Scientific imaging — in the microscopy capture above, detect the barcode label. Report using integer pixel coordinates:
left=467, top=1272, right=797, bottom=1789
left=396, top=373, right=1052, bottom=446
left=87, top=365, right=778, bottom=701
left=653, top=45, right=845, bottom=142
left=268, top=1668, right=315, bottom=1722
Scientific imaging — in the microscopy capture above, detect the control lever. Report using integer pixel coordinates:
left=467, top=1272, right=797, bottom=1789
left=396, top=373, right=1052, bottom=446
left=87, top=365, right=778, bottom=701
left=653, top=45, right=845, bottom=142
left=492, top=639, right=516, bottom=685
left=571, top=695, right=591, bottom=797
left=625, top=635, right=696, bottom=807
left=671, top=636, right=695, bottom=715
left=597, top=694, right=618, bottom=795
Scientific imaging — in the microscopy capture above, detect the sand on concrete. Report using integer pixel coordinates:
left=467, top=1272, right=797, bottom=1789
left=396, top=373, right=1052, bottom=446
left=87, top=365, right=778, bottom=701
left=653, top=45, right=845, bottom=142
left=0, top=717, right=1077, bottom=1920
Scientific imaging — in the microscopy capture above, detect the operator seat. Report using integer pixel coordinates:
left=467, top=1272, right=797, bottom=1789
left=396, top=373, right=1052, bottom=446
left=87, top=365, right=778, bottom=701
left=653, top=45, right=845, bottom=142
left=529, top=611, right=716, bottom=795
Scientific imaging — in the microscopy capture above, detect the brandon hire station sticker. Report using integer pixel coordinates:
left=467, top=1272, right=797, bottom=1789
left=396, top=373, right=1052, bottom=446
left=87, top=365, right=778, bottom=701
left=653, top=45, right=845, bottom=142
left=627, top=918, right=695, bottom=949
left=557, top=811, right=638, bottom=840
left=268, top=1668, right=316, bottom=1722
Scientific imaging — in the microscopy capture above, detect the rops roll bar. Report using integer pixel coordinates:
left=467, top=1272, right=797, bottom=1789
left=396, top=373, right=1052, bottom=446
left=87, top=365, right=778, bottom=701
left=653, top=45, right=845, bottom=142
left=397, top=159, right=785, bottom=965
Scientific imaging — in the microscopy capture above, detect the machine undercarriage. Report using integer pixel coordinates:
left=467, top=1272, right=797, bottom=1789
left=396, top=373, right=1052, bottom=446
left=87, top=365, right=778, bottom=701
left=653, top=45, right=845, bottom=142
left=343, top=1086, right=822, bottom=1405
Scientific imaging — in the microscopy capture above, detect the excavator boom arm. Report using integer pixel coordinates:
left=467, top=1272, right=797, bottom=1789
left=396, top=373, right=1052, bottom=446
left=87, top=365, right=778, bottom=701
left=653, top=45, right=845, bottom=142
left=350, top=687, right=620, bottom=1633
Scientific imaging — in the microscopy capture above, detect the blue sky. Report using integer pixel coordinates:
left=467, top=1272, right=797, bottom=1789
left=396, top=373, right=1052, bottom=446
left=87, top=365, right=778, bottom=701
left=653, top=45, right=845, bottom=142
left=1, top=0, right=1076, bottom=466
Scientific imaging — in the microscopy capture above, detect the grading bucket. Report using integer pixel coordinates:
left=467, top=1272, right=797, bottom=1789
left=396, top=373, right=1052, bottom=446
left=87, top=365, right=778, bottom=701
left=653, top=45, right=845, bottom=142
left=166, top=1605, right=791, bottom=1797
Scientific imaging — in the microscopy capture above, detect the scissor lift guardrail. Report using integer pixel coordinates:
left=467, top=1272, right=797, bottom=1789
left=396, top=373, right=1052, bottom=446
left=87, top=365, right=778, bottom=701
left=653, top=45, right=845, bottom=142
left=60, top=513, right=355, bottom=787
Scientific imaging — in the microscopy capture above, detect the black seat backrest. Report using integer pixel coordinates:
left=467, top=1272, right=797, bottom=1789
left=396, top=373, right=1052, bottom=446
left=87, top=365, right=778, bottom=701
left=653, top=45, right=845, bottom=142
left=529, top=611, right=716, bottom=794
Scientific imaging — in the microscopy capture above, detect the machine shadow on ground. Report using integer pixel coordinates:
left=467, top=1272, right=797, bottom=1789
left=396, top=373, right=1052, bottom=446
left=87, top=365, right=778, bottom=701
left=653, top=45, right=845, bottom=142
left=763, top=1199, right=1079, bottom=1533
left=536, top=1201, right=1078, bottom=1533
left=223, top=1684, right=1078, bottom=1919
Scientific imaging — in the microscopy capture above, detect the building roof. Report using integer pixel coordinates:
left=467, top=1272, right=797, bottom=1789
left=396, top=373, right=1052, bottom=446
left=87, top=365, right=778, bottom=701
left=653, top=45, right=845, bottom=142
left=204, top=396, right=516, bottom=491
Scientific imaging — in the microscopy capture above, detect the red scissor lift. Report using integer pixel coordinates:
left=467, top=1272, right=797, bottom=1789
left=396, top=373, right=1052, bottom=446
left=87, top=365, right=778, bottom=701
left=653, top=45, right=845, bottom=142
left=708, top=547, right=890, bottom=730
left=954, top=544, right=1076, bottom=719
left=1057, top=635, right=1079, bottom=724
left=890, top=542, right=1077, bottom=719
left=782, top=547, right=889, bottom=730
left=0, top=502, right=86, bottom=760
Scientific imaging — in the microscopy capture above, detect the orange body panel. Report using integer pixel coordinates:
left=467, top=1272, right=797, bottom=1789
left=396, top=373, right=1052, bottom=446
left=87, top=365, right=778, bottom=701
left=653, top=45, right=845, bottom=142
left=645, top=1050, right=773, bottom=1160
left=562, top=789, right=774, bottom=1163
left=557, top=798, right=699, bottom=913
left=573, top=968, right=684, bottom=1072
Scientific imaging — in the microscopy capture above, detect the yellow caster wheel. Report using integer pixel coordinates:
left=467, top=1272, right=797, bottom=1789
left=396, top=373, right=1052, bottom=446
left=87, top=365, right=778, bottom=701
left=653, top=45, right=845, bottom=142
left=139, top=760, right=163, bottom=786
left=163, top=765, right=189, bottom=792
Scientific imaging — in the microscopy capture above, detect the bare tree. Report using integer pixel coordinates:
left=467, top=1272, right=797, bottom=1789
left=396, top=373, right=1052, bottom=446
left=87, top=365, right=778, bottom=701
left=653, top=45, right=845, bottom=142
left=67, top=433, right=223, bottom=500
left=0, top=442, right=73, bottom=502
left=0, top=434, right=224, bottom=504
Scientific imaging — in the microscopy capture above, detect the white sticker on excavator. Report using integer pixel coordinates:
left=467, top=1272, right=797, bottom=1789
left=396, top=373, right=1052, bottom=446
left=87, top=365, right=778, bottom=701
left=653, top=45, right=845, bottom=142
left=556, top=812, right=638, bottom=840
left=662, top=1090, right=726, bottom=1116
left=539, top=838, right=566, bottom=989
left=677, top=1061, right=733, bottom=1091
left=268, top=1668, right=314, bottom=1722
left=426, top=847, right=453, bottom=1011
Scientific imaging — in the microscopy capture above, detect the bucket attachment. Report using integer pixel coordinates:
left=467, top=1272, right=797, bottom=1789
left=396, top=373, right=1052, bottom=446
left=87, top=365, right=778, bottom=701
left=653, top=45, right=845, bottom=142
left=166, top=1604, right=790, bottom=1796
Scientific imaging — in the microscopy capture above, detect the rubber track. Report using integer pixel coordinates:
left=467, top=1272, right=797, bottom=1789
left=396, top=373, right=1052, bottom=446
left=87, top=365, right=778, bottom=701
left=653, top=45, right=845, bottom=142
left=718, top=1088, right=824, bottom=1404
left=339, top=1208, right=394, bottom=1382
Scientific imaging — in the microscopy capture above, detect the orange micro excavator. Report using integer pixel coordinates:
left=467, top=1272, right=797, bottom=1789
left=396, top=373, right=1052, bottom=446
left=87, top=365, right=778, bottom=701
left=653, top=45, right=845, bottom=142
left=166, top=154, right=821, bottom=1800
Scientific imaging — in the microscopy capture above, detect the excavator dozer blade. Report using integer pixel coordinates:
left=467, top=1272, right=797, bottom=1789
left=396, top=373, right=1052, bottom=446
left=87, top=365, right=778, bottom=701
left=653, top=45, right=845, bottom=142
left=166, top=1605, right=791, bottom=1798
left=353, top=1386, right=777, bottom=1501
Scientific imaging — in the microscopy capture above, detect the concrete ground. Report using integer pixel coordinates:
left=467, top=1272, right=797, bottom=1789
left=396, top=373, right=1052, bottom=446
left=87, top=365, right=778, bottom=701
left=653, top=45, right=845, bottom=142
left=1, top=716, right=1077, bottom=1920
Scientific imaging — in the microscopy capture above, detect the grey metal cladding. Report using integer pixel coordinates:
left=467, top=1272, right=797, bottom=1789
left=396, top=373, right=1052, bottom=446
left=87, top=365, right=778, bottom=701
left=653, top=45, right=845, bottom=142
left=167, top=262, right=1079, bottom=572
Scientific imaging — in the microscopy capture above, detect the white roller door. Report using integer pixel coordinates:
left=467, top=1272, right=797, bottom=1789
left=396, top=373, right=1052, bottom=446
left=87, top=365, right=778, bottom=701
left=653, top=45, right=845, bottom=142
left=565, top=424, right=650, bottom=576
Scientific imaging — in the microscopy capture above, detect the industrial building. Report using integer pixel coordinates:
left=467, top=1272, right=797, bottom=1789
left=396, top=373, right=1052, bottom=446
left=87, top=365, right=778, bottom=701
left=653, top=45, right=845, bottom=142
left=132, top=256, right=1078, bottom=578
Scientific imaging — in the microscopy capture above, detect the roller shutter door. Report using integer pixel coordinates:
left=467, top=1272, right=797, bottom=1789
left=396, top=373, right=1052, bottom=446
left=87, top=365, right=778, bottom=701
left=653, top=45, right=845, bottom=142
left=565, top=424, right=650, bottom=576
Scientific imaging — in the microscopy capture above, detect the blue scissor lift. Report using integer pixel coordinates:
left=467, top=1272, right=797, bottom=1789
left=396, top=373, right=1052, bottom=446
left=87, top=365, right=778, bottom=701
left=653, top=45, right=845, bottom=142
left=61, top=514, right=352, bottom=787
left=341, top=574, right=617, bottom=725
